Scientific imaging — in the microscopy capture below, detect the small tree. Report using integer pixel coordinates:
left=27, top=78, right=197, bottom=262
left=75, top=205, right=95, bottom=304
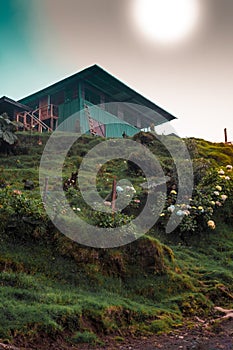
left=0, top=113, right=18, bottom=154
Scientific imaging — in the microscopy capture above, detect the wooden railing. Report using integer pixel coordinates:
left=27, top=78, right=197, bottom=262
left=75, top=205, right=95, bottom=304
left=16, top=104, right=58, bottom=132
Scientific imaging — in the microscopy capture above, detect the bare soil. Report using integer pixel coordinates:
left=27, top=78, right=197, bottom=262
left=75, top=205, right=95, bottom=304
left=4, top=318, right=232, bottom=350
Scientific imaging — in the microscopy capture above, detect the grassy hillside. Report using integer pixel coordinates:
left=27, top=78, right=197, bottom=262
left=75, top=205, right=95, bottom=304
left=0, top=132, right=232, bottom=348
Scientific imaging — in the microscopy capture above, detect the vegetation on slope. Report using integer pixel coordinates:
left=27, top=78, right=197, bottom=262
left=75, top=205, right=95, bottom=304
left=0, top=131, right=232, bottom=347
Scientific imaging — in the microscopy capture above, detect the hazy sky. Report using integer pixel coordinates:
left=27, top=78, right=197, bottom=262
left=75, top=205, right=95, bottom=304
left=0, top=0, right=233, bottom=142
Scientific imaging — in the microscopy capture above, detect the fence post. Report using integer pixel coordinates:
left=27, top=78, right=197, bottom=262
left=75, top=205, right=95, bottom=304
left=111, top=177, right=117, bottom=212
left=43, top=176, right=49, bottom=204
left=224, top=128, right=228, bottom=143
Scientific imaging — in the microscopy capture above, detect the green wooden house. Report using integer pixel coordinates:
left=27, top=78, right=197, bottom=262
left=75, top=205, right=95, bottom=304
left=16, top=64, right=176, bottom=137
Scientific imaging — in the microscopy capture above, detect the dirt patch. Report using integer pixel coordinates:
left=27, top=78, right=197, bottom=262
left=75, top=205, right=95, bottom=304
left=11, top=318, right=233, bottom=350
left=84, top=318, right=233, bottom=350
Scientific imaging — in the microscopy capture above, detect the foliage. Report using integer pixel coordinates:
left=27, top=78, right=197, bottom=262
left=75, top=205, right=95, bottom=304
left=0, top=186, right=48, bottom=238
left=91, top=209, right=134, bottom=228
left=157, top=164, right=233, bottom=237
left=0, top=116, right=18, bottom=152
left=192, top=157, right=211, bottom=185
left=195, top=139, right=233, bottom=166
left=0, top=132, right=233, bottom=345
left=71, top=331, right=99, bottom=344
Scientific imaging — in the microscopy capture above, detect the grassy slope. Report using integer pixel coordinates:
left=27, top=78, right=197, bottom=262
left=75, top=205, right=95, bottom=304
left=0, top=132, right=232, bottom=346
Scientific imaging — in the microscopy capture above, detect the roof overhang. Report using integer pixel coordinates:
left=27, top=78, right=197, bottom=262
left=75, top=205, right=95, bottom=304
left=0, top=96, right=31, bottom=118
left=18, top=65, right=177, bottom=126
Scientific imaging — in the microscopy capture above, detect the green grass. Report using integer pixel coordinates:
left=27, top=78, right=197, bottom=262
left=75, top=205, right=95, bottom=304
left=193, top=138, right=233, bottom=166
left=0, top=224, right=232, bottom=342
left=0, top=233, right=181, bottom=340
left=71, top=331, right=100, bottom=344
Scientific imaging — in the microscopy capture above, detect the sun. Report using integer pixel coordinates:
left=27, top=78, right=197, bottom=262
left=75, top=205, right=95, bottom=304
left=132, top=0, right=200, bottom=44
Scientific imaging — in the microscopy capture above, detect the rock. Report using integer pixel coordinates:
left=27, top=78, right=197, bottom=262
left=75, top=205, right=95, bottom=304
left=23, top=179, right=34, bottom=190
left=0, top=344, right=20, bottom=350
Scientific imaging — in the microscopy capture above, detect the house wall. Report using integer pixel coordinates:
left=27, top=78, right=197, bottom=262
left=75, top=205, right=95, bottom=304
left=19, top=79, right=141, bottom=136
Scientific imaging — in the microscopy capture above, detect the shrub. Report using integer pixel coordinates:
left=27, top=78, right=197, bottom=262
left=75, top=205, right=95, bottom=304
left=157, top=164, right=233, bottom=237
left=0, top=186, right=48, bottom=238
left=71, top=331, right=98, bottom=344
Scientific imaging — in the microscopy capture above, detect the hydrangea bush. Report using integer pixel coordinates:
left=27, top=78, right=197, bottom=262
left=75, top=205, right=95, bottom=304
left=1, top=163, right=232, bottom=241
left=158, top=164, right=233, bottom=235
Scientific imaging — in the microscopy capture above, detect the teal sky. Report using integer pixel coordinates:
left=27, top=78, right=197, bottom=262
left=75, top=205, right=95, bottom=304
left=0, top=1, right=36, bottom=92
left=0, top=1, right=29, bottom=90
left=0, top=0, right=67, bottom=98
left=1, top=0, right=233, bottom=142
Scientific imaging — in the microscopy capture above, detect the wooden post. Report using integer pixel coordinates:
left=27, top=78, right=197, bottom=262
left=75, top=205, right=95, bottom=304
left=224, top=128, right=228, bottom=143
left=16, top=113, right=19, bottom=130
left=43, top=177, right=49, bottom=204
left=111, top=177, right=117, bottom=212
left=50, top=116, right=54, bottom=131
left=30, top=113, right=33, bottom=129
left=24, top=112, right=26, bottom=130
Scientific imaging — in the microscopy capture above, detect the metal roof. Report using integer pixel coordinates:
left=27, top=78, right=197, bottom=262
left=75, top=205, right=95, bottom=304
left=18, top=64, right=176, bottom=123
left=0, top=96, right=31, bottom=118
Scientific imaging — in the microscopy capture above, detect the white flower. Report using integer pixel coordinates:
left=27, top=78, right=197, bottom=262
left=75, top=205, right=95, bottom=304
left=116, top=186, right=124, bottom=193
left=125, top=186, right=136, bottom=193
left=73, top=207, right=81, bottom=211
left=214, top=191, right=220, bottom=196
left=134, top=199, right=140, bottom=203
left=225, top=176, right=230, bottom=180
left=176, top=210, right=185, bottom=216
left=218, top=169, right=225, bottom=175
left=168, top=205, right=175, bottom=212
left=226, top=165, right=232, bottom=171
left=221, top=194, right=227, bottom=201
left=207, top=220, right=216, bottom=229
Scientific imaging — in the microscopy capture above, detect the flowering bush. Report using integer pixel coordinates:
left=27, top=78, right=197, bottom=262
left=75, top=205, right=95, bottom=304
left=91, top=209, right=134, bottom=229
left=0, top=187, right=44, bottom=216
left=0, top=186, right=48, bottom=237
left=1, top=161, right=231, bottom=243
left=158, top=164, right=233, bottom=235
